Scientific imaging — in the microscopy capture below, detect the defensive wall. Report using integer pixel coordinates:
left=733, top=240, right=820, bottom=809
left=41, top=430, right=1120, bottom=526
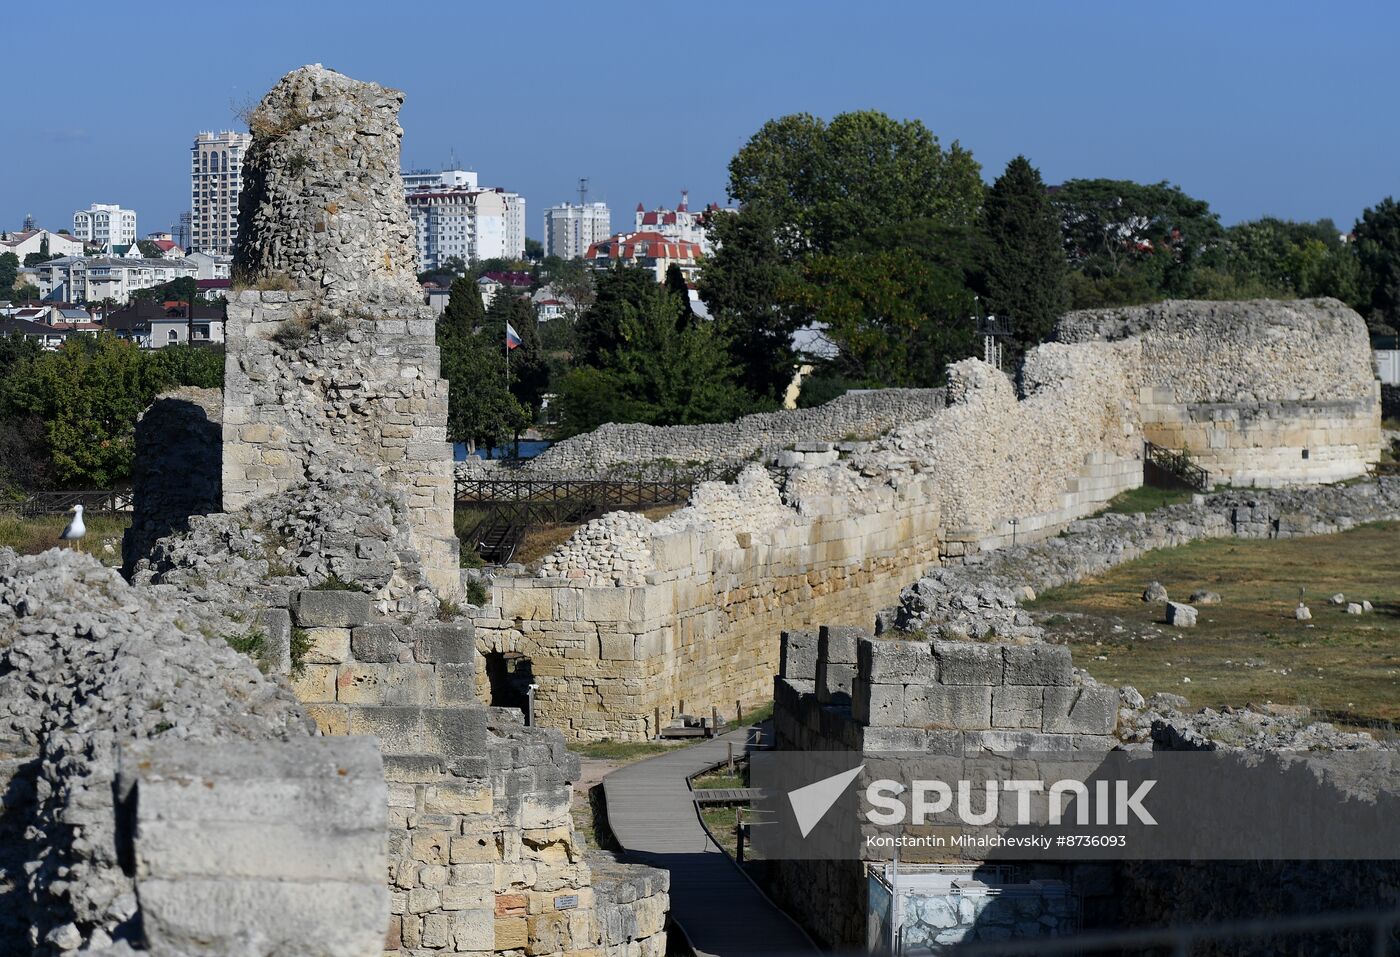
left=482, top=299, right=1383, bottom=741
left=503, top=387, right=947, bottom=476
left=1058, top=298, right=1381, bottom=488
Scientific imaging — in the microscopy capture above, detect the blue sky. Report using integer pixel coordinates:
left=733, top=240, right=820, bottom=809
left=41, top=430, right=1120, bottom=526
left=2, top=1, right=1395, bottom=241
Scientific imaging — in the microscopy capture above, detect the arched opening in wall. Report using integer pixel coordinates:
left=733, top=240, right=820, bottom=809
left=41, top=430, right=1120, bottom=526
left=484, top=651, right=535, bottom=713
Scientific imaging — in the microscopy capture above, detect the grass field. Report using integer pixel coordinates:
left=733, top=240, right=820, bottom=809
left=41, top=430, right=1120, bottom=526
left=1094, top=485, right=1198, bottom=516
left=1030, top=521, right=1400, bottom=729
left=0, top=512, right=131, bottom=567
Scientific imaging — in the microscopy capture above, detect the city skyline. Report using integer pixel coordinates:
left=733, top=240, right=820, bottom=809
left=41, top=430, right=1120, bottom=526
left=3, top=1, right=1398, bottom=242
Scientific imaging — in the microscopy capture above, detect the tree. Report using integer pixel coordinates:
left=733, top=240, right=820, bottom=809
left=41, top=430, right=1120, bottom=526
left=130, top=276, right=199, bottom=305
left=663, top=263, right=694, bottom=327
left=1050, top=178, right=1223, bottom=306
left=486, top=290, right=549, bottom=418
left=791, top=249, right=977, bottom=387
left=576, top=265, right=657, bottom=366
left=554, top=282, right=750, bottom=436
left=983, top=156, right=1068, bottom=353
left=148, top=344, right=225, bottom=389
left=2, top=334, right=168, bottom=486
left=700, top=109, right=984, bottom=399
left=437, top=278, right=528, bottom=454
left=0, top=252, right=18, bottom=293
left=524, top=238, right=544, bottom=260
left=1355, top=198, right=1400, bottom=332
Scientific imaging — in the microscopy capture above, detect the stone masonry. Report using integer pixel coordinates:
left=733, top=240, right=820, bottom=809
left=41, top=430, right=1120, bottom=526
left=222, top=65, right=458, bottom=596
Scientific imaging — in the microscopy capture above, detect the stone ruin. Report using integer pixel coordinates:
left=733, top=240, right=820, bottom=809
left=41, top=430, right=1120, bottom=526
left=14, top=65, right=669, bottom=957
left=479, top=298, right=1384, bottom=742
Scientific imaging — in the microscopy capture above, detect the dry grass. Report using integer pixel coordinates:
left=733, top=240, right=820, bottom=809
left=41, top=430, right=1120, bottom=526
left=1030, top=522, right=1400, bottom=729
left=0, top=512, right=131, bottom=567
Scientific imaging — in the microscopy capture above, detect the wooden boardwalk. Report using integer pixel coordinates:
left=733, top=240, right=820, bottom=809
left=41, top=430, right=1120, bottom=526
left=602, top=727, right=818, bottom=956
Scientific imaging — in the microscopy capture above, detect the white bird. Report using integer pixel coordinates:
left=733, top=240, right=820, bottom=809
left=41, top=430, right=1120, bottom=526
left=60, top=504, right=86, bottom=549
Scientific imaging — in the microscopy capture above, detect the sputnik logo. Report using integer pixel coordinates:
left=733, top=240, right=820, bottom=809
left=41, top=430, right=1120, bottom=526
left=787, top=764, right=865, bottom=838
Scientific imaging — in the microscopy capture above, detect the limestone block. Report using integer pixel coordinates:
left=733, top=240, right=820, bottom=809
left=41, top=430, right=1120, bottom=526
left=990, top=684, right=1046, bottom=729
left=256, top=607, right=293, bottom=674
left=303, top=627, right=351, bottom=665
left=351, top=621, right=410, bottom=663
left=290, top=664, right=337, bottom=703
left=1002, top=645, right=1071, bottom=686
left=859, top=639, right=936, bottom=682
left=1042, top=686, right=1117, bottom=735
left=498, top=583, right=553, bottom=622
left=933, top=642, right=1003, bottom=685
left=295, top=589, right=372, bottom=628
left=1165, top=602, right=1197, bottom=627
left=780, top=630, right=820, bottom=681
left=852, top=679, right=903, bottom=726
left=908, top=684, right=993, bottom=730
left=582, top=588, right=634, bottom=622
left=413, top=621, right=476, bottom=665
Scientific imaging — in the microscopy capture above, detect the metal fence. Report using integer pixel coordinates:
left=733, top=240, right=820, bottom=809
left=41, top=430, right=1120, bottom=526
left=1143, top=440, right=1211, bottom=492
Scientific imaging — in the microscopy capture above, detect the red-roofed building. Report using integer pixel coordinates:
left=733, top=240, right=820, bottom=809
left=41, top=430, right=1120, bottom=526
left=631, top=191, right=733, bottom=256
left=583, top=230, right=704, bottom=282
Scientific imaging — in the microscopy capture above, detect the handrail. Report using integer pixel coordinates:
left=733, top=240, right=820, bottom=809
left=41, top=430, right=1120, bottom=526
left=8, top=488, right=134, bottom=516
left=1143, top=440, right=1211, bottom=492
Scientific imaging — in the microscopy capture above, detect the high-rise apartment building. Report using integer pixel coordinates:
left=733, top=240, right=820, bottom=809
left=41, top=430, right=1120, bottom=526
left=191, top=131, right=252, bottom=255
left=544, top=203, right=611, bottom=260
left=72, top=204, right=137, bottom=248
left=402, top=169, right=527, bottom=269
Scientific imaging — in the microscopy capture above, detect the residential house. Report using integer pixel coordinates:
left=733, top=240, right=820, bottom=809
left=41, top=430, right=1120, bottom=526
left=402, top=169, right=527, bottom=268
left=544, top=202, right=610, bottom=259
left=72, top=204, right=137, bottom=247
left=632, top=192, right=730, bottom=256
left=0, top=229, right=85, bottom=262
left=38, top=257, right=199, bottom=304
left=187, top=251, right=233, bottom=280
left=583, top=231, right=703, bottom=282
left=105, top=299, right=225, bottom=349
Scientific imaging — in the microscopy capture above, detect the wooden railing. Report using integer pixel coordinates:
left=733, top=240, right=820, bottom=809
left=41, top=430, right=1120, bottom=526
left=8, top=489, right=134, bottom=516
left=1143, top=440, right=1211, bottom=492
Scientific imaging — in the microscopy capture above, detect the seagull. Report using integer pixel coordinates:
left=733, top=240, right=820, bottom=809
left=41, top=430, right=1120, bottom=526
left=60, top=504, right=86, bottom=550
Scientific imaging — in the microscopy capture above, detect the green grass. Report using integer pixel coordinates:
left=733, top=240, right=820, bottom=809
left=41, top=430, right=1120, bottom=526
left=1094, top=485, right=1198, bottom=516
left=724, top=700, right=774, bottom=732
left=1030, top=521, right=1400, bottom=728
left=571, top=739, right=681, bottom=761
left=0, top=511, right=131, bottom=566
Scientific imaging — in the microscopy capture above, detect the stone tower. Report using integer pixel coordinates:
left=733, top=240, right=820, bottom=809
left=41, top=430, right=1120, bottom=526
left=222, top=65, right=460, bottom=597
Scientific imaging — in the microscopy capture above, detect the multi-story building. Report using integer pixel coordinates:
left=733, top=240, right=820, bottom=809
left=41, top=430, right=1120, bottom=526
left=583, top=231, right=703, bottom=283
left=0, top=229, right=85, bottom=261
left=402, top=170, right=526, bottom=269
left=191, top=131, right=252, bottom=255
left=72, top=204, right=137, bottom=248
left=544, top=203, right=610, bottom=260
left=37, top=256, right=198, bottom=304
left=632, top=192, right=730, bottom=256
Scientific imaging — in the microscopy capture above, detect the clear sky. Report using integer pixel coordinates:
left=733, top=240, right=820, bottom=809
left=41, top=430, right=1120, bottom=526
left=2, top=0, right=1395, bottom=241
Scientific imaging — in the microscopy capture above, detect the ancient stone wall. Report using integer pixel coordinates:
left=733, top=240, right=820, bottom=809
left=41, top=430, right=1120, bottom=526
left=220, top=64, right=458, bottom=595
left=477, top=466, right=945, bottom=740
left=233, top=65, right=422, bottom=308
left=1058, top=298, right=1381, bottom=487
left=513, top=387, right=946, bottom=476
left=0, top=549, right=388, bottom=956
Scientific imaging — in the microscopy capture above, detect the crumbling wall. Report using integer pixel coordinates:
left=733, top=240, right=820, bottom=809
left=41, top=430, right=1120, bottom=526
left=516, top=388, right=946, bottom=476
left=1058, top=298, right=1382, bottom=487
left=221, top=65, right=458, bottom=595
left=0, top=548, right=388, bottom=956
left=478, top=465, right=944, bottom=740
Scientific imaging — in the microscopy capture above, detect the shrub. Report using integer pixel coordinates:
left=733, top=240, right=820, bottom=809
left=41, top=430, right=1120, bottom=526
left=464, top=578, right=489, bottom=606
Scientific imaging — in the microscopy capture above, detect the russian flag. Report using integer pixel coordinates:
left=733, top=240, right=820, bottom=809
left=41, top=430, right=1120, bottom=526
left=505, top=322, right=522, bottom=350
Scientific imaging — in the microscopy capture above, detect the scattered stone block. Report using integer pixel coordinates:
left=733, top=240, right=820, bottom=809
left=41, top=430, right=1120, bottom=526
left=1142, top=581, right=1169, bottom=603
left=1189, top=590, right=1221, bottom=605
left=1295, top=603, right=1312, bottom=621
left=1166, top=602, right=1197, bottom=627
left=1346, top=602, right=1363, bottom=615
left=1330, top=593, right=1346, bottom=605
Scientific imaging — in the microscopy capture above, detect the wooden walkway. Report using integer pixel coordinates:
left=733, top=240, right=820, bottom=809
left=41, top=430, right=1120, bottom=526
left=602, top=727, right=818, bottom=956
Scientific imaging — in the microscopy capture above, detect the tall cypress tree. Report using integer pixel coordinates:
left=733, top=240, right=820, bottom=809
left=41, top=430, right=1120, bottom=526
left=984, top=155, right=1068, bottom=354
left=437, top=275, right=525, bottom=454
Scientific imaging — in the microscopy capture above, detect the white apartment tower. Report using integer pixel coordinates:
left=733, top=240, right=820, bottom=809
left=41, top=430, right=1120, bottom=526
left=544, top=202, right=611, bottom=260
left=191, top=130, right=252, bottom=255
left=402, top=169, right=526, bottom=269
left=72, top=204, right=137, bottom=247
